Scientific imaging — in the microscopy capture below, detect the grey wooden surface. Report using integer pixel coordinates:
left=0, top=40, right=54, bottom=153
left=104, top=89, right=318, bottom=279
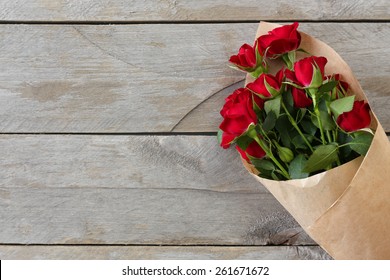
left=0, top=0, right=388, bottom=21
left=0, top=23, right=389, bottom=133
left=0, top=0, right=389, bottom=260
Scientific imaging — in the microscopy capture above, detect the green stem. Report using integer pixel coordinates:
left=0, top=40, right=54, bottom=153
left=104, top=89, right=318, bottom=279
left=281, top=102, right=314, bottom=152
left=310, top=89, right=326, bottom=145
left=250, top=66, right=264, bottom=79
left=282, top=55, right=293, bottom=70
left=315, top=107, right=326, bottom=144
left=332, top=130, right=337, bottom=143
left=249, top=133, right=291, bottom=180
left=326, top=130, right=332, bottom=143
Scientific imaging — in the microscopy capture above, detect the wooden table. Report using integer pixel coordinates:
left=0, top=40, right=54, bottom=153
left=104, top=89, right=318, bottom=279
left=0, top=1, right=389, bottom=260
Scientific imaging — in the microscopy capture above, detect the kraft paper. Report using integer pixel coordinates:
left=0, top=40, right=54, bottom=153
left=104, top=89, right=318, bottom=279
left=242, top=22, right=390, bottom=259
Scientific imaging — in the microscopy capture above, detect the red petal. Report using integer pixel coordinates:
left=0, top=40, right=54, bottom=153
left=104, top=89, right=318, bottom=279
left=252, top=94, right=265, bottom=110
left=258, top=22, right=301, bottom=56
left=291, top=88, right=312, bottom=108
left=284, top=69, right=298, bottom=83
left=245, top=141, right=266, bottom=159
left=272, top=22, right=299, bottom=38
left=337, top=101, right=371, bottom=132
left=313, top=56, right=328, bottom=79
left=246, top=73, right=280, bottom=98
left=236, top=145, right=250, bottom=161
left=221, top=132, right=236, bottom=149
left=236, top=140, right=266, bottom=162
left=294, top=57, right=315, bottom=87
left=294, top=56, right=327, bottom=87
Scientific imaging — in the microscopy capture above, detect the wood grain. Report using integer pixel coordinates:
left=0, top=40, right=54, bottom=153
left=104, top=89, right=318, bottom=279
left=0, top=0, right=388, bottom=21
left=0, top=23, right=389, bottom=133
left=0, top=245, right=331, bottom=260
left=0, top=135, right=314, bottom=245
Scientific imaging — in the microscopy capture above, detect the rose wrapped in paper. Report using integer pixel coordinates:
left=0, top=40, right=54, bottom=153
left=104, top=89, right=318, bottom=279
left=218, top=22, right=390, bottom=259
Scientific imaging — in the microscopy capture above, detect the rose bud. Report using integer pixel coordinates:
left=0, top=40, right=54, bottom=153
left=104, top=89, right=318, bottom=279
left=277, top=146, right=294, bottom=163
left=229, top=42, right=262, bottom=72
left=337, top=100, right=371, bottom=132
left=219, top=88, right=259, bottom=148
left=291, top=87, right=312, bottom=108
left=246, top=72, right=283, bottom=98
left=333, top=74, right=349, bottom=93
left=293, top=56, right=328, bottom=88
left=258, top=22, right=301, bottom=58
left=326, top=74, right=349, bottom=99
left=236, top=140, right=266, bottom=162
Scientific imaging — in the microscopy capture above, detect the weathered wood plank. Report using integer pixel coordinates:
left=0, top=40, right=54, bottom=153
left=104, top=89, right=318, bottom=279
left=0, top=135, right=314, bottom=245
left=0, top=23, right=388, bottom=133
left=0, top=0, right=388, bottom=21
left=0, top=245, right=331, bottom=260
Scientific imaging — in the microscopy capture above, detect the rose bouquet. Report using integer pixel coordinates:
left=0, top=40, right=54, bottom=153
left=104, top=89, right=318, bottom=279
left=218, top=22, right=390, bottom=259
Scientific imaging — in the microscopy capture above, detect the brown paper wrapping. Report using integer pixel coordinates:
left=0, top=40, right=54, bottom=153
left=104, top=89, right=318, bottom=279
left=242, top=22, right=390, bottom=259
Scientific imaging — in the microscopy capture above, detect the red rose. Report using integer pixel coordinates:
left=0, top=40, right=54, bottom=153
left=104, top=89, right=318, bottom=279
left=258, top=22, right=301, bottom=58
left=220, top=88, right=264, bottom=117
left=229, top=43, right=260, bottom=72
left=219, top=88, right=260, bottom=148
left=246, top=71, right=283, bottom=98
left=291, top=87, right=312, bottom=108
left=293, top=56, right=327, bottom=88
left=337, top=100, right=371, bottom=132
left=236, top=140, right=266, bottom=162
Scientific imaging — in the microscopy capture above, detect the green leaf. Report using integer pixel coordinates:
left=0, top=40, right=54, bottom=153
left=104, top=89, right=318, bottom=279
left=292, top=134, right=314, bottom=150
left=311, top=110, right=336, bottom=131
left=337, top=131, right=353, bottom=159
left=236, top=135, right=253, bottom=150
left=295, top=108, right=307, bottom=124
left=330, top=96, right=355, bottom=118
left=283, top=90, right=294, bottom=113
left=271, top=171, right=281, bottom=180
left=321, top=111, right=336, bottom=130
left=289, top=154, right=310, bottom=179
left=217, top=129, right=223, bottom=145
left=262, top=111, right=277, bottom=132
left=348, top=132, right=374, bottom=155
left=301, top=119, right=317, bottom=135
left=252, top=158, right=276, bottom=179
left=251, top=158, right=275, bottom=171
left=303, top=144, right=339, bottom=173
left=275, top=115, right=295, bottom=149
left=264, top=95, right=281, bottom=117
left=318, top=81, right=338, bottom=93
